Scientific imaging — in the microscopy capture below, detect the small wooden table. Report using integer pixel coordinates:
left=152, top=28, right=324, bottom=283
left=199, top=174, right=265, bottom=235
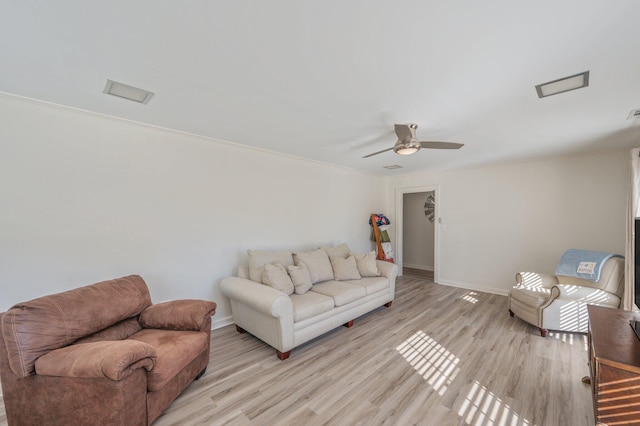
left=587, top=305, right=640, bottom=425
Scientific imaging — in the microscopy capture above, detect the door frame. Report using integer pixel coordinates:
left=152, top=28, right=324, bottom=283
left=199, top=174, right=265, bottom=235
left=395, top=185, right=439, bottom=282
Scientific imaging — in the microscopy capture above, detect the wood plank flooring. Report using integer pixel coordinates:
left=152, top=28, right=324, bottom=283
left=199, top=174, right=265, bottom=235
left=0, top=275, right=594, bottom=425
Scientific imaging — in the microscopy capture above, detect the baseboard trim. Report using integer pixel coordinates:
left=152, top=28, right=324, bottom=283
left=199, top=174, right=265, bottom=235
left=212, top=315, right=234, bottom=330
left=403, top=263, right=434, bottom=271
left=437, top=279, right=510, bottom=297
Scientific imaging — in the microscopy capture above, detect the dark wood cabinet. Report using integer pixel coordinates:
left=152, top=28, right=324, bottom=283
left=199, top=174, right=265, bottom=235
left=587, top=305, right=640, bottom=425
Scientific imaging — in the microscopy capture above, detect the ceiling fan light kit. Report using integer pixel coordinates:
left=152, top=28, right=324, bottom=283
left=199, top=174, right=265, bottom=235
left=394, top=140, right=421, bottom=155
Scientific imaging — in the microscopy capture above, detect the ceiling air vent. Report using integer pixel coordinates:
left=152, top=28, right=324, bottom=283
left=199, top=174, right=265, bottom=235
left=103, top=79, right=154, bottom=104
left=627, top=109, right=640, bottom=120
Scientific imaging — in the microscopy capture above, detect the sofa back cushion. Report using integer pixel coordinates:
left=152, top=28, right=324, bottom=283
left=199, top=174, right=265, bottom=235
left=73, top=317, right=143, bottom=345
left=1, top=275, right=152, bottom=378
left=294, top=249, right=334, bottom=284
left=247, top=250, right=294, bottom=283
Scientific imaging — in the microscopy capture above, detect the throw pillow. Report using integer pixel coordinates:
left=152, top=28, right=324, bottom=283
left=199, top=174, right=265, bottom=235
left=262, top=263, right=294, bottom=295
left=287, top=264, right=313, bottom=294
left=330, top=255, right=361, bottom=281
left=322, top=242, right=351, bottom=259
left=293, top=249, right=334, bottom=284
left=353, top=251, right=381, bottom=277
left=247, top=249, right=294, bottom=283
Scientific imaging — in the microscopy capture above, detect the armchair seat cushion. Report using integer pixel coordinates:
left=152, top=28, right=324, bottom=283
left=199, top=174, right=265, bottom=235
left=509, top=286, right=551, bottom=308
left=129, top=329, right=209, bottom=392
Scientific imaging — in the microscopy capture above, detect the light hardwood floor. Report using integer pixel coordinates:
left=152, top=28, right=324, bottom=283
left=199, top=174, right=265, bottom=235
left=0, top=275, right=594, bottom=425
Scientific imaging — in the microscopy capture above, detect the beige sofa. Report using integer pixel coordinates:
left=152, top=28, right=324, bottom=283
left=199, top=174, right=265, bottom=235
left=220, top=244, right=398, bottom=360
left=508, top=255, right=624, bottom=336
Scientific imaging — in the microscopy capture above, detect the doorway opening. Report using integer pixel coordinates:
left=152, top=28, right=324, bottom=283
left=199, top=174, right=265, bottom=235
left=395, top=185, right=439, bottom=282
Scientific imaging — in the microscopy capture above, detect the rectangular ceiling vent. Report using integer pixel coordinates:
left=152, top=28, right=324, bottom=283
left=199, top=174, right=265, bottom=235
left=384, top=165, right=403, bottom=169
left=535, top=71, right=589, bottom=98
left=627, top=109, right=640, bottom=120
left=103, top=79, right=154, bottom=104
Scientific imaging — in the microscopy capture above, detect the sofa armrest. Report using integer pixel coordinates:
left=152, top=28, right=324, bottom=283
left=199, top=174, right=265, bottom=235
left=377, top=260, right=398, bottom=279
left=546, top=284, right=621, bottom=308
left=220, top=277, right=292, bottom=318
left=139, top=299, right=217, bottom=332
left=34, top=340, right=156, bottom=381
left=515, top=272, right=558, bottom=288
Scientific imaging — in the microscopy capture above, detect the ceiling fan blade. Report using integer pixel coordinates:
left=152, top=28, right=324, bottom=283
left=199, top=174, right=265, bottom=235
left=394, top=124, right=415, bottom=141
left=362, top=147, right=394, bottom=158
left=419, top=141, right=464, bottom=150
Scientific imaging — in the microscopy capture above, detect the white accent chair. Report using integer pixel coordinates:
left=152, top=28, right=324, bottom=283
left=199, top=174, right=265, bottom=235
left=508, top=256, right=625, bottom=336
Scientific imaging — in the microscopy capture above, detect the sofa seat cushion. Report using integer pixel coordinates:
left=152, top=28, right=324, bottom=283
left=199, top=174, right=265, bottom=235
left=509, top=285, right=551, bottom=308
left=129, top=329, right=209, bottom=392
left=290, top=291, right=334, bottom=322
left=345, top=277, right=389, bottom=295
left=311, top=281, right=367, bottom=307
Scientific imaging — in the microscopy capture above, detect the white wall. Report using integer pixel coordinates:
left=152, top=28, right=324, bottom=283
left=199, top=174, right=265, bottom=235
left=402, top=191, right=434, bottom=270
left=390, top=150, right=629, bottom=295
left=0, top=94, right=388, bottom=327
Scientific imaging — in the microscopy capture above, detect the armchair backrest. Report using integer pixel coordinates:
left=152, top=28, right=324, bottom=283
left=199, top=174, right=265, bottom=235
left=1, top=275, right=152, bottom=378
left=556, top=257, right=625, bottom=297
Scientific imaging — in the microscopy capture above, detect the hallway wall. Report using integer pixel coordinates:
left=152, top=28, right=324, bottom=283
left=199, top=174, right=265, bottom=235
left=403, top=191, right=435, bottom=270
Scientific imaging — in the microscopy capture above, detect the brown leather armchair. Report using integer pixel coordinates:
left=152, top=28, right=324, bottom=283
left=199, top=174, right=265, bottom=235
left=0, top=275, right=216, bottom=425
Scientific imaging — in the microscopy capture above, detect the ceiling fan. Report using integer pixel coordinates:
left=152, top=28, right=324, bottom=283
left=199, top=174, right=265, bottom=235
left=362, top=123, right=464, bottom=158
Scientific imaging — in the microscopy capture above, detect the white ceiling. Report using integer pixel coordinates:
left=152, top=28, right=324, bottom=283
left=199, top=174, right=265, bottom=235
left=2, top=1, right=640, bottom=175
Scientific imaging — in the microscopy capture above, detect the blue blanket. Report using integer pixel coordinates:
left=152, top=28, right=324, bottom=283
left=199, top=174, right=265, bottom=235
left=555, top=249, right=623, bottom=282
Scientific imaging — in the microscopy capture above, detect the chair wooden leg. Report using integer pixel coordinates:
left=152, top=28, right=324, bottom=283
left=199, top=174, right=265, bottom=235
left=276, top=350, right=291, bottom=361
left=235, top=325, right=247, bottom=334
left=539, top=328, right=548, bottom=337
left=344, top=320, right=354, bottom=328
left=385, top=302, right=392, bottom=307
left=509, top=309, right=514, bottom=317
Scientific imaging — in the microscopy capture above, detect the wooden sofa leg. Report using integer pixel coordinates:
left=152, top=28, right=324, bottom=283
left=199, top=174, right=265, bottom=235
left=539, top=328, right=549, bottom=337
left=385, top=302, right=392, bottom=307
left=509, top=309, right=514, bottom=317
left=343, top=320, right=354, bottom=328
left=276, top=350, right=291, bottom=361
left=236, top=325, right=247, bottom=334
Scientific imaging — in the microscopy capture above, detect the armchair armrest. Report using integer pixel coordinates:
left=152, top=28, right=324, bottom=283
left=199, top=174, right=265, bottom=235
left=547, top=284, right=621, bottom=308
left=34, top=340, right=156, bottom=381
left=220, top=277, right=292, bottom=318
left=139, top=299, right=217, bottom=332
left=515, top=272, right=558, bottom=288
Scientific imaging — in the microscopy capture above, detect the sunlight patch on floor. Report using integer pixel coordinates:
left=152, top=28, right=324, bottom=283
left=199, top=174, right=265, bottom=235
left=549, top=332, right=576, bottom=346
left=458, top=381, right=532, bottom=426
left=461, top=291, right=479, bottom=304
left=396, top=331, right=460, bottom=395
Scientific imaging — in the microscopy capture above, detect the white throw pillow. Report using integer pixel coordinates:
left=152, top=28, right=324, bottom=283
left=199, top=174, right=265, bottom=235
left=352, top=251, right=381, bottom=277
left=262, top=263, right=294, bottom=295
left=287, top=264, right=313, bottom=294
left=247, top=249, right=294, bottom=283
left=293, top=249, right=334, bottom=284
left=322, top=242, right=351, bottom=259
left=330, top=255, right=361, bottom=281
